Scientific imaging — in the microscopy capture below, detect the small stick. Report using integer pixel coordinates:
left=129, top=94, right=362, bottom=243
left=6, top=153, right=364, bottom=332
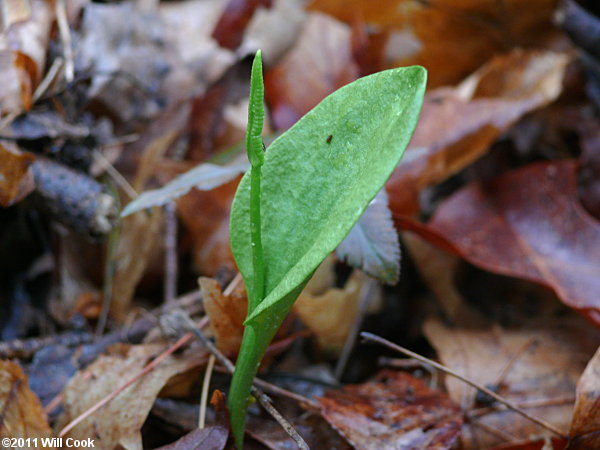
left=360, top=332, right=566, bottom=438
left=199, top=354, right=216, bottom=428
left=58, top=332, right=193, bottom=438
left=32, top=57, right=64, bottom=102
left=173, top=311, right=309, bottom=450
left=55, top=0, right=74, bottom=82
left=164, top=202, right=178, bottom=305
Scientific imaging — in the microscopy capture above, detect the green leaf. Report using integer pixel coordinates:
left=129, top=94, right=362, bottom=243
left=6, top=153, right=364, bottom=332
left=336, top=189, right=401, bottom=284
left=229, top=64, right=426, bottom=447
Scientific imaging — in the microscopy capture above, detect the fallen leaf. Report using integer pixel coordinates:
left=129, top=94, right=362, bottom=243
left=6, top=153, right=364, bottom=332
left=0, top=143, right=35, bottom=206
left=212, top=0, right=272, bottom=50
left=248, top=413, right=351, bottom=450
left=424, top=160, right=600, bottom=324
left=337, top=189, right=400, bottom=285
left=424, top=314, right=599, bottom=448
left=156, top=390, right=229, bottom=450
left=386, top=49, right=569, bottom=216
left=0, top=0, right=54, bottom=115
left=568, top=346, right=600, bottom=449
left=317, top=370, right=463, bottom=449
left=0, top=360, right=54, bottom=447
left=121, top=161, right=248, bottom=218
left=308, top=0, right=560, bottom=87
left=56, top=343, right=203, bottom=450
left=293, top=256, right=366, bottom=353
left=201, top=277, right=248, bottom=356
left=489, top=437, right=567, bottom=450
left=264, top=12, right=359, bottom=130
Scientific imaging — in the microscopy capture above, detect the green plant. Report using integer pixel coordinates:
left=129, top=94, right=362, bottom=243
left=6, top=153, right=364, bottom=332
left=229, top=50, right=426, bottom=448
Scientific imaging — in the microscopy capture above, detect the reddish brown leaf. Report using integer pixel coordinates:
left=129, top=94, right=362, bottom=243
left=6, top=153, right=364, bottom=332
left=0, top=143, right=35, bottom=207
left=423, top=160, right=600, bottom=324
left=0, top=361, right=54, bottom=447
left=264, top=12, right=359, bottom=130
left=386, top=49, right=568, bottom=216
left=489, top=437, right=567, bottom=450
left=568, top=346, right=600, bottom=449
left=212, top=0, right=272, bottom=50
left=317, top=370, right=463, bottom=449
left=308, top=0, right=560, bottom=87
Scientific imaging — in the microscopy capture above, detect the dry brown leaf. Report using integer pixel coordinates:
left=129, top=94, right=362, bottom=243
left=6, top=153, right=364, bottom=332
left=317, top=370, right=463, bottom=449
left=0, top=360, right=54, bottom=448
left=293, top=256, right=365, bottom=353
left=424, top=315, right=599, bottom=448
left=201, top=277, right=247, bottom=356
left=56, top=344, right=203, bottom=450
left=387, top=49, right=569, bottom=216
left=0, top=0, right=54, bottom=115
left=308, top=0, right=560, bottom=87
left=0, top=143, right=35, bottom=206
left=568, top=346, right=600, bottom=449
left=264, top=12, right=359, bottom=130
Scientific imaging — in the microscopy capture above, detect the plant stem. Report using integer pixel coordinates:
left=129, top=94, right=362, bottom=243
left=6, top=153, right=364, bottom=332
left=250, top=164, right=265, bottom=308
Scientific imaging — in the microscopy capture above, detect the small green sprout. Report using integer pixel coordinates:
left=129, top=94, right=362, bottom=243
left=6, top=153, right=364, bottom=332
left=228, top=50, right=426, bottom=448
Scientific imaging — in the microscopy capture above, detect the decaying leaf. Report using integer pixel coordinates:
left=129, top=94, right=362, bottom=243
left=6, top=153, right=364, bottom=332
left=317, top=370, right=463, bottom=449
left=0, top=0, right=54, bottom=115
left=57, top=344, right=203, bottom=450
left=425, top=314, right=599, bottom=448
left=387, top=49, right=569, bottom=216
left=156, top=390, right=229, bottom=450
left=568, top=346, right=600, bottom=449
left=0, top=143, right=35, bottom=207
left=337, top=189, right=400, bottom=284
left=264, top=12, right=359, bottom=129
left=0, top=360, right=54, bottom=447
left=425, top=160, right=600, bottom=324
left=201, top=277, right=248, bottom=356
left=121, top=161, right=248, bottom=217
left=294, top=256, right=365, bottom=353
left=308, top=0, right=560, bottom=87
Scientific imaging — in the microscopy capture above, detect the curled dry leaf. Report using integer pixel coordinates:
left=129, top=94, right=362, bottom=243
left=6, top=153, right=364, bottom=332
left=0, top=360, right=54, bottom=447
left=264, top=12, right=359, bottom=130
left=424, top=160, right=600, bottom=324
left=424, top=314, right=599, bottom=448
left=387, top=49, right=569, bottom=216
left=317, top=370, right=463, bottom=449
left=293, top=256, right=365, bottom=353
left=568, top=346, right=600, bottom=449
left=200, top=277, right=248, bottom=356
left=308, top=0, right=560, bottom=87
left=0, top=143, right=35, bottom=207
left=212, top=0, right=273, bottom=50
left=0, top=0, right=54, bottom=115
left=57, top=344, right=204, bottom=450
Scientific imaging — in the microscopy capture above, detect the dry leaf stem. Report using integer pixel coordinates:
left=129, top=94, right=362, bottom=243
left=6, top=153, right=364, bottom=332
left=360, top=332, right=566, bottom=438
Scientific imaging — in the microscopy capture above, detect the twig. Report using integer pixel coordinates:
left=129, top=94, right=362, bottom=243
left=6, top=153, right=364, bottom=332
left=199, top=354, right=216, bottom=429
left=55, top=0, right=74, bottom=82
left=173, top=311, right=310, bottom=450
left=92, top=150, right=138, bottom=201
left=360, top=332, right=566, bottom=438
left=32, top=57, right=64, bottom=103
left=58, top=332, right=193, bottom=438
left=223, top=272, right=242, bottom=296
left=164, top=202, right=178, bottom=305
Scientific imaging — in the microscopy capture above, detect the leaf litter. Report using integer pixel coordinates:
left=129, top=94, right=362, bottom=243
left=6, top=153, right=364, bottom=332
left=2, top=0, right=600, bottom=449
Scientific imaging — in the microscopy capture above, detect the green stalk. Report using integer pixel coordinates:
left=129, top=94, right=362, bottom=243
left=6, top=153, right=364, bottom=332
left=229, top=49, right=265, bottom=449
